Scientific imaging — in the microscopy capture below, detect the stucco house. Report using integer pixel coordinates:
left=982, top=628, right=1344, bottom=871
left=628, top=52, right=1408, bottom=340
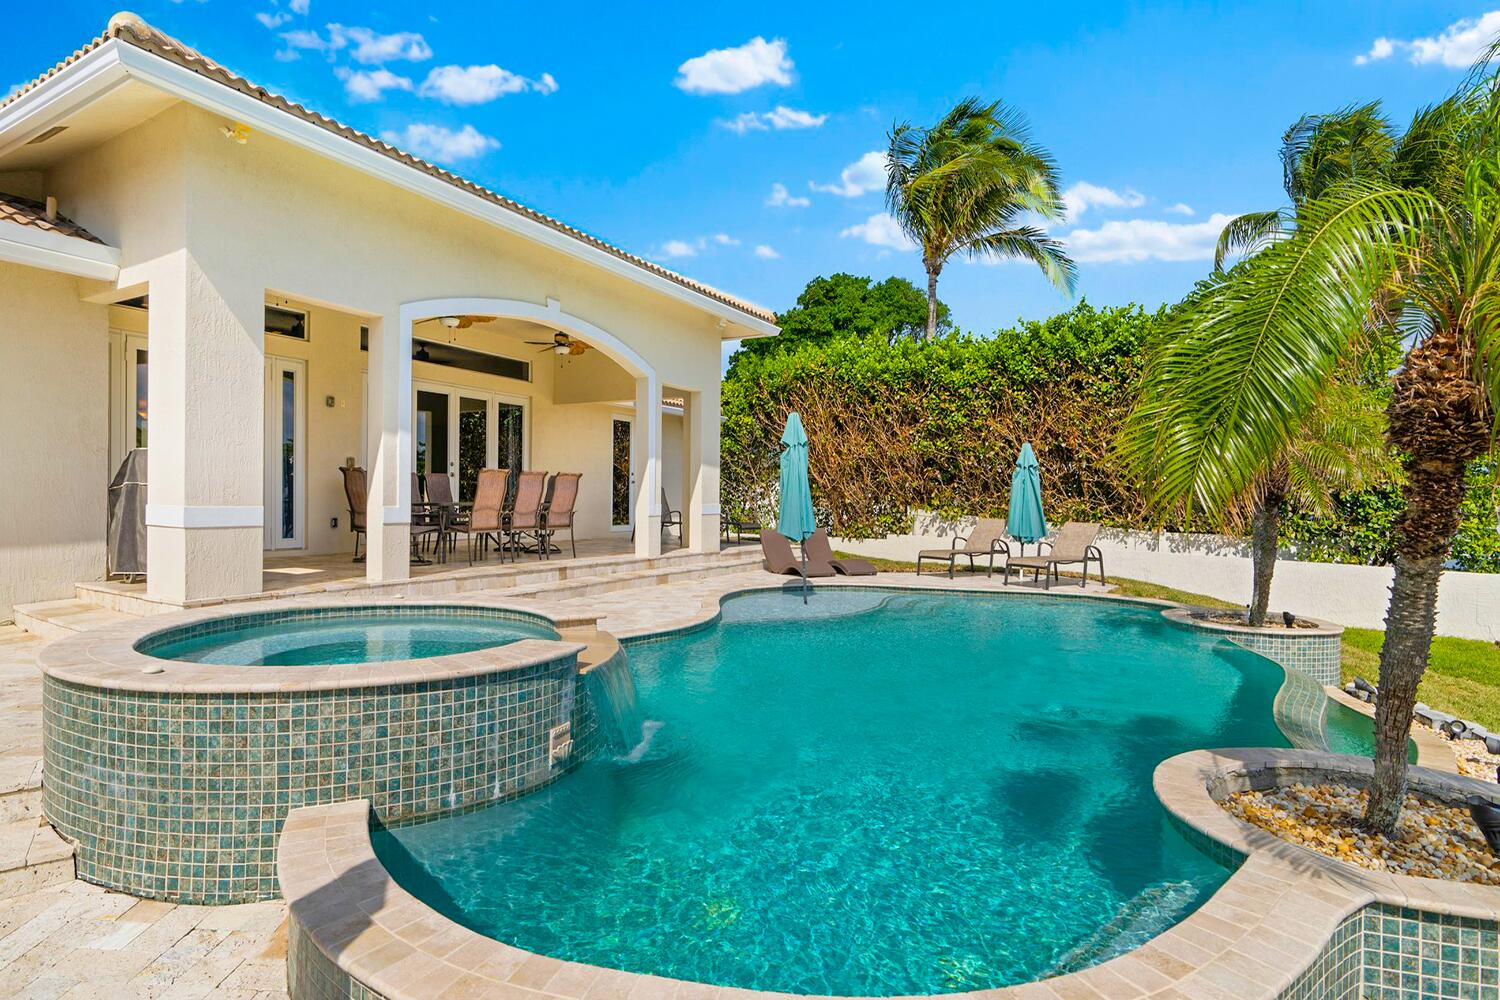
left=0, top=13, right=778, bottom=622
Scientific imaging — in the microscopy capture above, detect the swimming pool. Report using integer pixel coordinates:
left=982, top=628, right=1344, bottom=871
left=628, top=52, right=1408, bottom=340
left=137, top=605, right=558, bottom=665
left=374, top=590, right=1299, bottom=995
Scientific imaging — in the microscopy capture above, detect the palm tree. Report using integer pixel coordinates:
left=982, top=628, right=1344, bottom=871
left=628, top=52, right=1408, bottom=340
left=1117, top=72, right=1499, bottom=833
left=886, top=98, right=1076, bottom=339
left=1238, top=383, right=1393, bottom=626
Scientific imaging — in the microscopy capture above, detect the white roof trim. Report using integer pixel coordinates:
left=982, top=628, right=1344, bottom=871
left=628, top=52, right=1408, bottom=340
left=0, top=218, right=120, bottom=279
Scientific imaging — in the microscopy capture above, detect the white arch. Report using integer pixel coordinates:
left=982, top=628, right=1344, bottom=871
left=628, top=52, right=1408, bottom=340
left=398, top=296, right=654, bottom=380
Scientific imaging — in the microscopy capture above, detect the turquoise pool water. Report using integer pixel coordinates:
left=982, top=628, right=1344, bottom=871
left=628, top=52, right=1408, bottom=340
left=139, top=607, right=557, bottom=665
left=374, top=590, right=1293, bottom=995
left=1324, top=698, right=1418, bottom=762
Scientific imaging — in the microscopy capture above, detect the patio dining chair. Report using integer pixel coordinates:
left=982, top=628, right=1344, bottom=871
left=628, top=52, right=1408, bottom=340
left=425, top=472, right=468, bottom=558
left=661, top=488, right=684, bottom=543
left=916, top=517, right=1011, bottom=578
left=506, top=470, right=549, bottom=559
left=409, top=473, right=442, bottom=564
left=452, top=468, right=508, bottom=565
left=541, top=472, right=582, bottom=558
left=339, top=466, right=367, bottom=562
left=1004, top=522, right=1105, bottom=590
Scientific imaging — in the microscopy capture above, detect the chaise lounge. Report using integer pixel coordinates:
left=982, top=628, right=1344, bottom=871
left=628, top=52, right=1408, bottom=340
left=1004, top=521, right=1105, bottom=589
left=916, top=517, right=1011, bottom=578
left=761, top=529, right=836, bottom=579
left=804, top=529, right=877, bottom=576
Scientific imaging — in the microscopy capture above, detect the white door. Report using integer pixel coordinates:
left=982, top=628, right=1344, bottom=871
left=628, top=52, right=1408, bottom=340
left=109, top=333, right=150, bottom=473
left=413, top=379, right=529, bottom=501
left=265, top=356, right=307, bottom=549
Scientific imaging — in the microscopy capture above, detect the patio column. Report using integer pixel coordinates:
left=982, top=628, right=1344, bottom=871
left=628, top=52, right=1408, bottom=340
left=683, top=390, right=719, bottom=552
left=141, top=250, right=264, bottom=604
left=364, top=310, right=412, bottom=582
left=633, top=373, right=662, bottom=557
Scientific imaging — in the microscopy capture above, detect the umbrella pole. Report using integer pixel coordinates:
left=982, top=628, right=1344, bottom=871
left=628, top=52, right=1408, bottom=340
left=801, top=543, right=809, bottom=604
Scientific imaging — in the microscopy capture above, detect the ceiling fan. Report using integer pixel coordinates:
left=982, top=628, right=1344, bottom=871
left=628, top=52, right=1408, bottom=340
left=427, top=315, right=497, bottom=330
left=527, top=331, right=590, bottom=356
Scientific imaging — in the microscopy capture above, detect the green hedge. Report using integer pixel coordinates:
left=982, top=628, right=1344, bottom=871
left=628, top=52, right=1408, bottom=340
left=722, top=300, right=1500, bottom=572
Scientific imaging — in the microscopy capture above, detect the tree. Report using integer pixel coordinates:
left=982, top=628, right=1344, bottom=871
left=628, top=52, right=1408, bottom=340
left=1116, top=68, right=1500, bottom=834
left=731, top=273, right=947, bottom=373
left=886, top=97, right=1076, bottom=339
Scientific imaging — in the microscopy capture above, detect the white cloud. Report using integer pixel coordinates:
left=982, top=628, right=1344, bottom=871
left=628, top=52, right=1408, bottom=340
left=331, top=25, right=432, bottom=63
left=336, top=67, right=412, bottom=103
left=840, top=213, right=915, bottom=251
left=754, top=244, right=780, bottom=259
left=1062, top=181, right=1145, bottom=221
left=381, top=123, right=499, bottom=163
left=1165, top=202, right=1194, bottom=216
left=418, top=64, right=557, bottom=105
left=256, top=11, right=291, bottom=28
left=721, top=105, right=827, bottom=134
left=289, top=0, right=309, bottom=12
left=658, top=239, right=698, bottom=259
left=712, top=233, right=740, bottom=246
left=766, top=182, right=810, bottom=208
left=812, top=151, right=887, bottom=197
left=277, top=28, right=325, bottom=57
left=1354, top=11, right=1500, bottom=67
left=675, top=37, right=793, bottom=95
left=1063, top=213, right=1235, bottom=263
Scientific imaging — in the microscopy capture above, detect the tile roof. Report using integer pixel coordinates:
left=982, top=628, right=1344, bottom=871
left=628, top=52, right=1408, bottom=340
left=0, top=12, right=776, bottom=326
left=0, top=193, right=104, bottom=243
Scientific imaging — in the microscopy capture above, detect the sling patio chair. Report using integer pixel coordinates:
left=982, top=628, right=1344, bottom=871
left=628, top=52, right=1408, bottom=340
left=1003, top=521, right=1105, bottom=590
left=541, top=472, right=582, bottom=559
left=760, top=528, right=836, bottom=579
left=916, top=517, right=1011, bottom=578
left=505, top=470, right=550, bottom=560
left=452, top=468, right=508, bottom=565
left=339, top=466, right=367, bottom=562
left=661, top=488, right=684, bottom=542
left=409, top=473, right=443, bottom=565
left=804, top=528, right=877, bottom=576
left=424, top=472, right=471, bottom=561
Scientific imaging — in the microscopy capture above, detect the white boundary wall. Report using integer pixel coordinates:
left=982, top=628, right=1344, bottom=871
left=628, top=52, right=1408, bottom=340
left=833, top=512, right=1500, bottom=641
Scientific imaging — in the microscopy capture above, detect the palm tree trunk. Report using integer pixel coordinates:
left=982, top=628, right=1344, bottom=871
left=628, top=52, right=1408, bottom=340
left=1247, top=479, right=1284, bottom=627
left=925, top=267, right=940, bottom=341
left=1364, top=329, right=1490, bottom=834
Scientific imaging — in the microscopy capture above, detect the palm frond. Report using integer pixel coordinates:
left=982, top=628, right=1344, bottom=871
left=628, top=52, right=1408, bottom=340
left=1214, top=210, right=1286, bottom=270
left=963, top=227, right=1078, bottom=295
left=1117, top=182, right=1431, bottom=519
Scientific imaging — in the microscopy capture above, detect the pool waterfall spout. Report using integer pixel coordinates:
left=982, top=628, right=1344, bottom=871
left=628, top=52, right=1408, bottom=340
left=585, top=650, right=652, bottom=757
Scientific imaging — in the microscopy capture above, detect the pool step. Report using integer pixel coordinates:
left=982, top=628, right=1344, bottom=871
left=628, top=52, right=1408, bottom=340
left=12, top=598, right=135, bottom=639
left=0, top=816, right=73, bottom=900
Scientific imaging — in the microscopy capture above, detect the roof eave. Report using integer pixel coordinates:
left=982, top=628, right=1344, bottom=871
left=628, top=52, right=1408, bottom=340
left=0, top=217, right=121, bottom=279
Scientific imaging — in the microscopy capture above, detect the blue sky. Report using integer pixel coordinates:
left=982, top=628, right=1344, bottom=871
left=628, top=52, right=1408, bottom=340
left=13, top=3, right=1497, bottom=346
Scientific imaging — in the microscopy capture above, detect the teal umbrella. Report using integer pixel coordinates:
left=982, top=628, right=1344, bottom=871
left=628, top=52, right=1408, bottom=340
left=778, top=412, right=816, bottom=602
left=1007, top=442, right=1048, bottom=550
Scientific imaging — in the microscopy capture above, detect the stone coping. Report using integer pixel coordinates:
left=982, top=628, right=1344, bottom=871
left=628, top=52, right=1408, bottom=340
left=1159, top=605, right=1345, bottom=638
left=37, top=594, right=596, bottom=693
left=1323, top=686, right=1457, bottom=773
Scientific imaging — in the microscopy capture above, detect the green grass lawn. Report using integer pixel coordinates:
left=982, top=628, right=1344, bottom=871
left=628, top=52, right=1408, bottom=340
left=835, top=550, right=1500, bottom=728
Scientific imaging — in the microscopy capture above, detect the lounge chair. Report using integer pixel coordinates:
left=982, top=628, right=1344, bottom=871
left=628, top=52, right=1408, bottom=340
left=339, top=466, right=367, bottom=562
left=761, top=529, right=835, bottom=579
left=916, top=517, right=1010, bottom=578
left=541, top=472, right=582, bottom=558
left=452, top=468, right=508, bottom=565
left=804, top=529, right=876, bottom=576
left=1004, top=521, right=1105, bottom=589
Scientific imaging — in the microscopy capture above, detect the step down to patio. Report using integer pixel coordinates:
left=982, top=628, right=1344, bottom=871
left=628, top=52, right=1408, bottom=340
left=11, top=598, right=135, bottom=639
left=0, top=816, right=73, bottom=900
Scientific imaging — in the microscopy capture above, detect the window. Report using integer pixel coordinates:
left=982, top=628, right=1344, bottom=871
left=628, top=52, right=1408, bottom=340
left=266, top=305, right=308, bottom=340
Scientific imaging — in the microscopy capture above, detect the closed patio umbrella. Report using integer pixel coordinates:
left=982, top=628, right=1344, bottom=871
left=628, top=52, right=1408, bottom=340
left=1007, top=442, right=1048, bottom=554
left=777, top=412, right=816, bottom=604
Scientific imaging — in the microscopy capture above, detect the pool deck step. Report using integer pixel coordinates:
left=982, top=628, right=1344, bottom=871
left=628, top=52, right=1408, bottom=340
left=0, top=816, right=73, bottom=900
left=11, top=598, right=135, bottom=639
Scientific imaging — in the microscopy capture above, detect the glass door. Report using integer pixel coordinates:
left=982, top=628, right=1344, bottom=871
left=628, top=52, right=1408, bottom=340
left=264, top=356, right=306, bottom=549
left=415, top=383, right=528, bottom=501
left=457, top=396, right=488, bottom=500
left=414, top=388, right=451, bottom=495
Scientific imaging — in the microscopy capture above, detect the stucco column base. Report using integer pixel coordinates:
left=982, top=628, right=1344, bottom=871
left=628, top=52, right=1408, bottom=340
left=365, top=524, right=411, bottom=583
left=637, top=516, right=663, bottom=557
left=146, top=526, right=263, bottom=605
left=693, top=515, right=720, bottom=554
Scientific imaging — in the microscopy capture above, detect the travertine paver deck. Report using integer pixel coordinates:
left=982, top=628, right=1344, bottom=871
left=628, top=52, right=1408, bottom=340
left=0, top=570, right=1109, bottom=999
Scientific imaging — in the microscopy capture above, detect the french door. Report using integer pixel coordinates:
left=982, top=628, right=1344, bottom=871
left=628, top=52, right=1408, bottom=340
left=264, top=356, right=307, bottom=549
left=611, top=416, right=633, bottom=531
left=414, top=381, right=527, bottom=500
